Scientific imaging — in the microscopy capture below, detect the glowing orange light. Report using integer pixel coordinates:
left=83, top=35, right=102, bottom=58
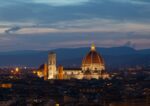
left=33, top=71, right=37, bottom=74
left=15, top=67, right=19, bottom=72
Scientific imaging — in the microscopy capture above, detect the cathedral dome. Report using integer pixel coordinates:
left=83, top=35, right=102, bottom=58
left=82, top=44, right=105, bottom=71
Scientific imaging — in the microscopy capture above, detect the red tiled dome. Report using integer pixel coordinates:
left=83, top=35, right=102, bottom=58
left=82, top=50, right=104, bottom=65
left=82, top=44, right=105, bottom=71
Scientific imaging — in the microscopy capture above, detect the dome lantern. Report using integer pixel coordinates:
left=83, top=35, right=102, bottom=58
left=91, top=43, right=96, bottom=51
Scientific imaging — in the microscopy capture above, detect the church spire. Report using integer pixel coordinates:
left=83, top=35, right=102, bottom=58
left=91, top=43, right=96, bottom=51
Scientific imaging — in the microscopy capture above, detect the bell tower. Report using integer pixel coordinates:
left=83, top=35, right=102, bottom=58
left=48, top=52, right=57, bottom=79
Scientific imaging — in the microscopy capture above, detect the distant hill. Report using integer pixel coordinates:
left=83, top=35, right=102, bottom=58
left=0, top=47, right=149, bottom=70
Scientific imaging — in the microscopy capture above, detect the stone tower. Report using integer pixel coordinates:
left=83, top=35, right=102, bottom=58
left=48, top=52, right=57, bottom=79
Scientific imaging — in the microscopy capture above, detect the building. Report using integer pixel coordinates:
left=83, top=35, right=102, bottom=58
left=82, top=43, right=105, bottom=71
left=43, top=43, right=109, bottom=80
left=48, top=52, right=57, bottom=79
left=81, top=43, right=106, bottom=79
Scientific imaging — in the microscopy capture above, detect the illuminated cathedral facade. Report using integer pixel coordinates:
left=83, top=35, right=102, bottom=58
left=36, top=44, right=109, bottom=80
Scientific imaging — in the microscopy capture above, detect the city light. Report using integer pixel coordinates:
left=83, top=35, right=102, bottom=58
left=15, top=67, right=19, bottom=72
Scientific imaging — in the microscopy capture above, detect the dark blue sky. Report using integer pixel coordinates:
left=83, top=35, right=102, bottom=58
left=0, top=0, right=150, bottom=51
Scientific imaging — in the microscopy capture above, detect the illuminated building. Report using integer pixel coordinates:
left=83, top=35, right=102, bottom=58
left=43, top=63, right=48, bottom=80
left=37, top=71, right=43, bottom=78
left=58, top=65, right=64, bottom=80
left=82, top=43, right=105, bottom=72
left=63, top=44, right=108, bottom=79
left=32, top=63, right=48, bottom=79
left=46, top=44, right=109, bottom=80
left=35, top=44, right=109, bottom=80
left=48, top=52, right=57, bottom=79
left=0, top=83, right=12, bottom=88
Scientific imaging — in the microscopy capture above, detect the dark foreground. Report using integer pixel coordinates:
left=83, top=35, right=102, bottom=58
left=0, top=71, right=150, bottom=106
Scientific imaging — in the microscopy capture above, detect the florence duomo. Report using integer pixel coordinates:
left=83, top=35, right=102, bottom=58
left=0, top=0, right=150, bottom=105
left=37, top=43, right=110, bottom=80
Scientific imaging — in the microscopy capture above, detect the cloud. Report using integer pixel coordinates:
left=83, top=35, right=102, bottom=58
left=15, top=27, right=59, bottom=34
left=0, top=0, right=150, bottom=50
left=0, top=0, right=150, bottom=24
left=111, top=0, right=150, bottom=4
left=123, top=41, right=136, bottom=48
left=0, top=32, right=149, bottom=51
left=32, top=0, right=90, bottom=6
left=1, top=18, right=150, bottom=35
left=5, top=26, right=21, bottom=34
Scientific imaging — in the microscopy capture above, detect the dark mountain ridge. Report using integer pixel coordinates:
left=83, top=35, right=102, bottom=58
left=0, top=47, right=149, bottom=70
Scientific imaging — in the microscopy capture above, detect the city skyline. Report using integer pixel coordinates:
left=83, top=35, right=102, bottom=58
left=0, top=0, right=150, bottom=51
left=0, top=1, right=150, bottom=106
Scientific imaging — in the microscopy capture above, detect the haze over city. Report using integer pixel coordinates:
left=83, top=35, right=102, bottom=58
left=0, top=0, right=150, bottom=51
